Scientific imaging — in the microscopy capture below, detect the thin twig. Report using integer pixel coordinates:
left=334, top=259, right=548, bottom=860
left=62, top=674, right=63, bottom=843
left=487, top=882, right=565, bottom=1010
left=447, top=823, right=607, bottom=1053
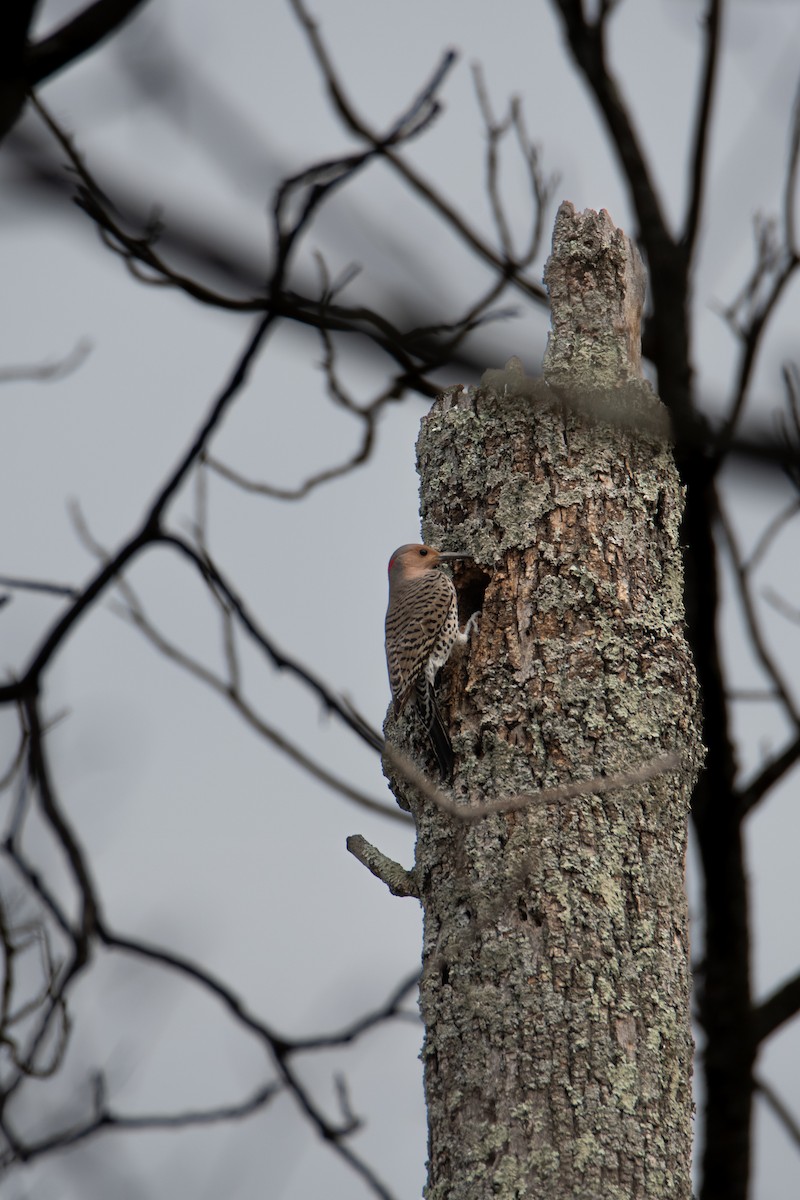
left=0, top=1082, right=282, bottom=1167
left=0, top=575, right=80, bottom=600
left=717, top=502, right=800, bottom=728
left=0, top=340, right=91, bottom=384
left=754, top=1075, right=800, bottom=1150
left=289, top=0, right=546, bottom=306
left=162, top=534, right=386, bottom=753
left=714, top=80, right=800, bottom=458
left=110, top=572, right=403, bottom=824
left=291, top=971, right=420, bottom=1051
left=738, top=731, right=800, bottom=817
left=94, top=924, right=397, bottom=1200
left=745, top=498, right=800, bottom=575
left=0, top=310, right=276, bottom=706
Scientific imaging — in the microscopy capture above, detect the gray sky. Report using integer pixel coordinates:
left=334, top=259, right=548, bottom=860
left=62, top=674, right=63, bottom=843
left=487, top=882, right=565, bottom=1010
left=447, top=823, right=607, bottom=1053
left=3, top=1, right=800, bottom=1197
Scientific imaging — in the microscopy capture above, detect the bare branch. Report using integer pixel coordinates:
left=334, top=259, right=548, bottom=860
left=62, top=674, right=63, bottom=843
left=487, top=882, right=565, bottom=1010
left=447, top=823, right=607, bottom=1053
left=0, top=340, right=91, bottom=384
left=23, top=698, right=100, bottom=945
left=92, top=925, right=397, bottom=1200
left=107, top=568, right=403, bottom=823
left=289, top=0, right=546, bottom=306
left=0, top=576, right=81, bottom=601
left=26, top=1, right=151, bottom=86
left=0, top=1081, right=281, bottom=1167
left=682, top=0, right=722, bottom=253
left=162, top=534, right=386, bottom=754
left=784, top=79, right=800, bottom=255
left=714, top=85, right=800, bottom=457
left=205, top=305, right=403, bottom=503
left=0, top=309, right=275, bottom=706
left=754, top=1075, right=800, bottom=1151
left=754, top=972, right=800, bottom=1044
left=0, top=727, right=28, bottom=795
left=384, top=744, right=680, bottom=823
left=717, top=503, right=800, bottom=728
left=738, top=731, right=800, bottom=817
left=291, top=971, right=420, bottom=1051
left=550, top=0, right=671, bottom=248
left=28, top=95, right=462, bottom=400
left=472, top=65, right=516, bottom=261
left=471, top=65, right=555, bottom=269
left=779, top=363, right=800, bottom=491
left=746, top=498, right=800, bottom=575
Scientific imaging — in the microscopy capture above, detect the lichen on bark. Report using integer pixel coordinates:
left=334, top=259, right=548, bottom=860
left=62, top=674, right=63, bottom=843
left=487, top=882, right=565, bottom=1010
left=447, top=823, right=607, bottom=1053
left=389, top=203, right=703, bottom=1200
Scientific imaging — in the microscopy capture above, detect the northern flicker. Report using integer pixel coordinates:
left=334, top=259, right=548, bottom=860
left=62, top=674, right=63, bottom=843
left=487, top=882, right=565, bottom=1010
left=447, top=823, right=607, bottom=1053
left=385, top=543, right=470, bottom=779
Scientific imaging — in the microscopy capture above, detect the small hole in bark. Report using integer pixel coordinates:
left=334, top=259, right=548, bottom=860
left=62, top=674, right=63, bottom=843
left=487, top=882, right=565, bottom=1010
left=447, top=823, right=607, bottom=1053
left=440, top=962, right=450, bottom=986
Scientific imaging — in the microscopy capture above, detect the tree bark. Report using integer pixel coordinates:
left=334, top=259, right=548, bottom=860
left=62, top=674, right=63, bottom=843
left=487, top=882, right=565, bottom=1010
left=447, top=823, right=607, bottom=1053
left=389, top=203, right=703, bottom=1199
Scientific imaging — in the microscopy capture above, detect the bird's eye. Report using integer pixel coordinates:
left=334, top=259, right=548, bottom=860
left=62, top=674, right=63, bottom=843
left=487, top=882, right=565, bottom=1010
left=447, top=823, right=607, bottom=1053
left=419, top=548, right=428, bottom=556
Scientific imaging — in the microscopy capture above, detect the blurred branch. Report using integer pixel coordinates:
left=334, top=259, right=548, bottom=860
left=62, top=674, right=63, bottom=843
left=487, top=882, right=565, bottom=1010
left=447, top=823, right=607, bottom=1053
left=26, top=1, right=151, bottom=86
left=717, top=502, right=800, bottom=729
left=23, top=697, right=99, bottom=948
left=732, top=409, right=800, bottom=817
left=471, top=64, right=556, bottom=267
left=2, top=816, right=407, bottom=1197
left=291, top=970, right=421, bottom=1051
left=754, top=1075, right=800, bottom=1150
left=746, top=497, right=800, bottom=575
left=470, top=62, right=556, bottom=270
left=683, top=0, right=722, bottom=253
left=0, top=1, right=150, bottom=141
left=0, top=575, right=81, bottom=600
left=203, top=242, right=520, bottom=503
left=0, top=1079, right=281, bottom=1167
left=0, top=897, right=66, bottom=1081
left=779, top=363, right=800, bottom=492
left=737, top=731, right=800, bottom=817
left=714, top=81, right=800, bottom=456
left=550, top=0, right=670, bottom=252
left=384, top=743, right=680, bottom=823
left=754, top=972, right=800, bottom=1044
left=0, top=727, right=28, bottom=794
left=0, top=702, right=98, bottom=1119
left=27, top=93, right=480, bottom=401
left=0, top=340, right=91, bottom=384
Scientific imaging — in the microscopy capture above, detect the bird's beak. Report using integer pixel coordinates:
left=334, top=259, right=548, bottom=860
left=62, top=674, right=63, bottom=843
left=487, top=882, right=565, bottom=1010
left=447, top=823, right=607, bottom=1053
left=438, top=551, right=471, bottom=561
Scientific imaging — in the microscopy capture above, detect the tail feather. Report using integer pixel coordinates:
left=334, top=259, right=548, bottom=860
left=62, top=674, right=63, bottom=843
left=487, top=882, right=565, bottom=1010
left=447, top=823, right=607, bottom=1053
left=426, top=694, right=454, bottom=780
left=415, top=677, right=454, bottom=780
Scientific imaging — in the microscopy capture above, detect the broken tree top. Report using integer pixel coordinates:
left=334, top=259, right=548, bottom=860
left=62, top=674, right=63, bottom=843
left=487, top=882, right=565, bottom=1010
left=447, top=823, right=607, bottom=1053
left=543, top=202, right=647, bottom=388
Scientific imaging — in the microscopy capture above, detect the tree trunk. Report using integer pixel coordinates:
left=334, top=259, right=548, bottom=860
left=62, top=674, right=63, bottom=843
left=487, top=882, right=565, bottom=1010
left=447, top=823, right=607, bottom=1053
left=391, top=203, right=703, bottom=1199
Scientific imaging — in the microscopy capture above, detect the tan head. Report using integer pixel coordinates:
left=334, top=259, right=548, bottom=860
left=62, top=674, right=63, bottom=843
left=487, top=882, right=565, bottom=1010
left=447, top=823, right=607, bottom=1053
left=387, top=543, right=469, bottom=584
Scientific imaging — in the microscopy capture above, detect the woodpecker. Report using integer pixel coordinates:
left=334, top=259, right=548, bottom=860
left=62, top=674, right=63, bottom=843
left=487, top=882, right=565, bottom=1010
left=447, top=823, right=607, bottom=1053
left=385, top=543, right=470, bottom=779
